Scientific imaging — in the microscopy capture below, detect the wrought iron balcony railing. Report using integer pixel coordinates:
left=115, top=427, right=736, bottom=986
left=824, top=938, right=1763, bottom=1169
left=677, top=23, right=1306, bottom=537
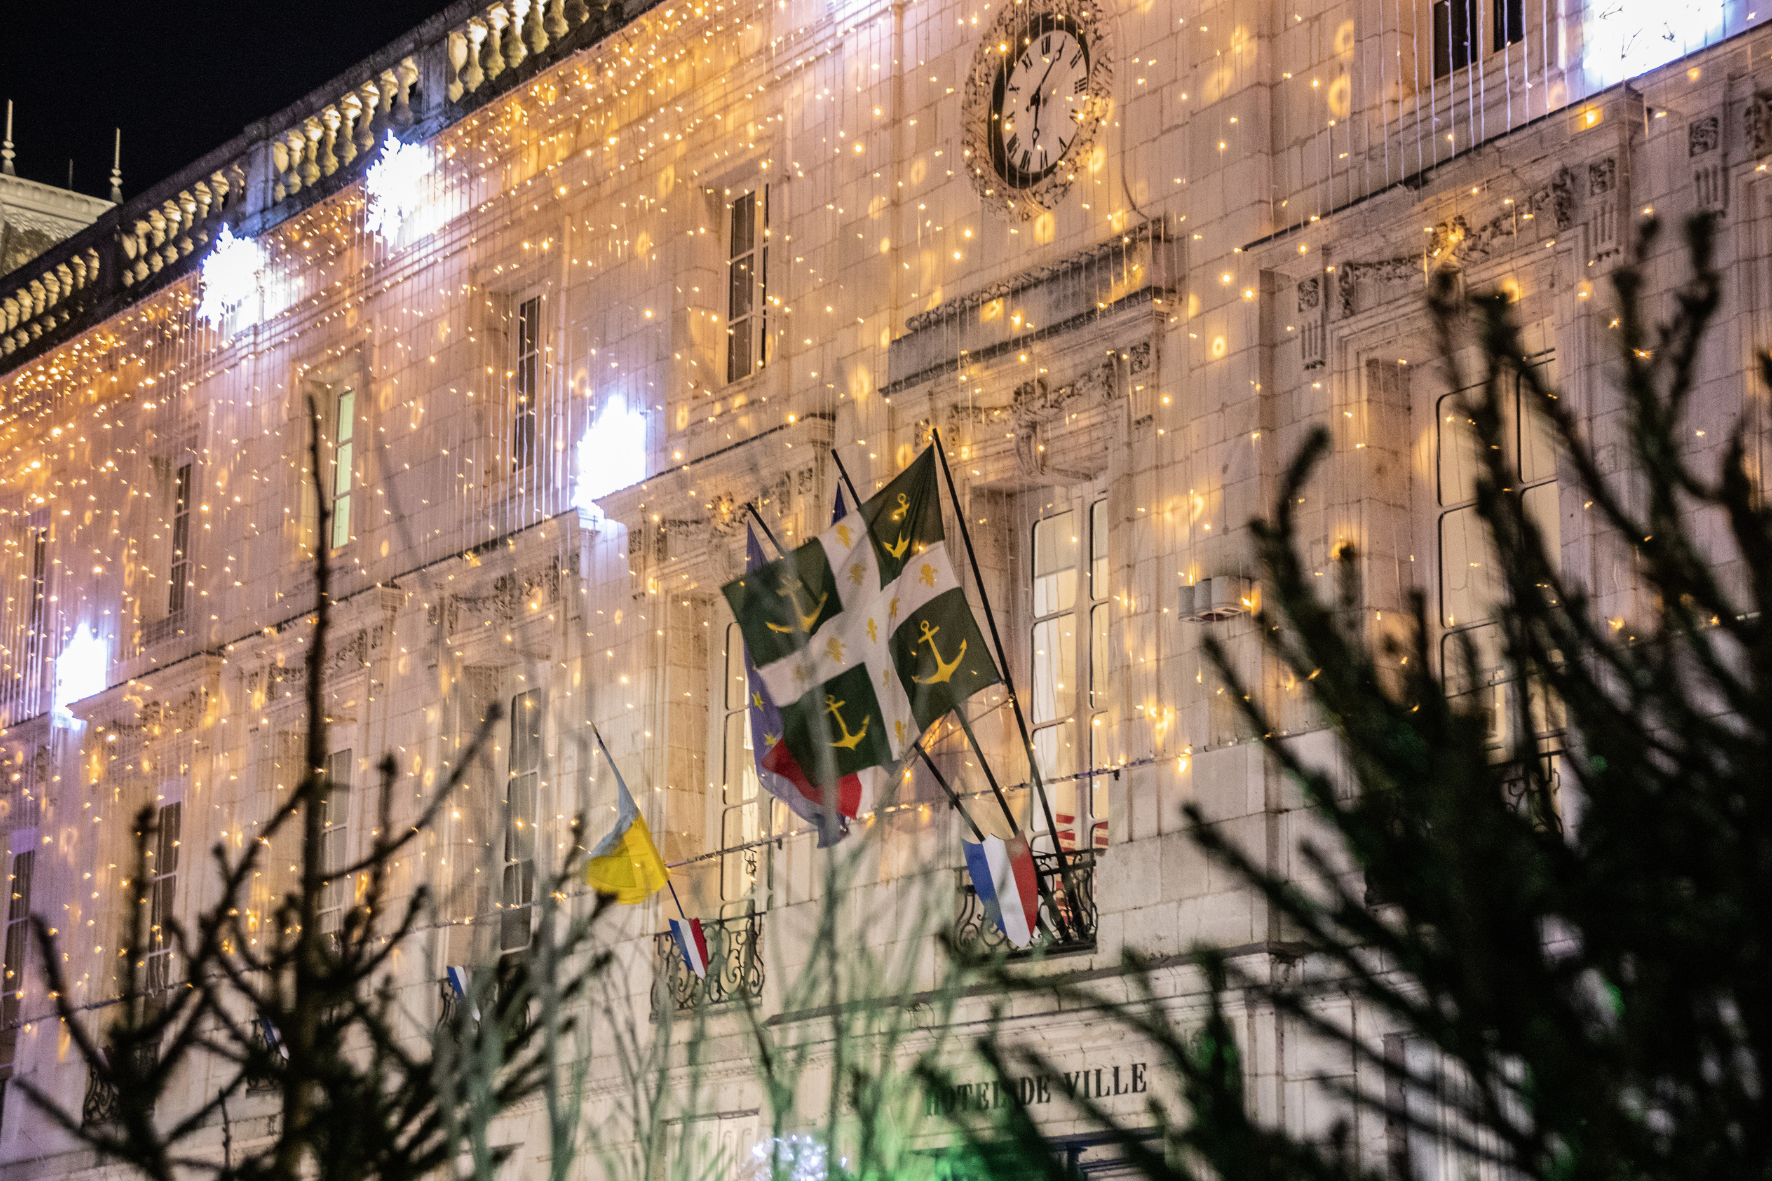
left=651, top=912, right=762, bottom=1018
left=956, top=848, right=1097, bottom=958
left=81, top=1042, right=159, bottom=1127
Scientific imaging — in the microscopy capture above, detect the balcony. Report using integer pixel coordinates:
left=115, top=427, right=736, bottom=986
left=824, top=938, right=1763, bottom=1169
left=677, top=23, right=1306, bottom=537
left=955, top=848, right=1097, bottom=958
left=81, top=1042, right=159, bottom=1127
left=651, top=913, right=762, bottom=1018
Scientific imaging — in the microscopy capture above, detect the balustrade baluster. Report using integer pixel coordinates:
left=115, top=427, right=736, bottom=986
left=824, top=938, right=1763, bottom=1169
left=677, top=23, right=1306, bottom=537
left=393, top=60, right=417, bottom=128
left=339, top=95, right=363, bottom=166
left=503, top=2, right=528, bottom=70
left=300, top=120, right=323, bottom=186
left=227, top=162, right=246, bottom=209
left=545, top=0, right=568, bottom=39
left=319, top=108, right=341, bottom=177
left=566, top=0, right=591, bottom=29
left=360, top=82, right=385, bottom=149
left=446, top=31, right=470, bottom=101
left=281, top=131, right=305, bottom=197
left=482, top=9, right=508, bottom=81
left=146, top=211, right=168, bottom=271
left=191, top=183, right=214, bottom=248
left=159, top=201, right=183, bottom=263
left=462, top=22, right=488, bottom=94
left=524, top=0, right=548, bottom=55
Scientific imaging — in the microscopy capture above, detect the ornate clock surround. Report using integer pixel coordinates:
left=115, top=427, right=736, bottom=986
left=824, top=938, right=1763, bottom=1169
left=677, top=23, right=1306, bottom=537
left=961, top=0, right=1114, bottom=220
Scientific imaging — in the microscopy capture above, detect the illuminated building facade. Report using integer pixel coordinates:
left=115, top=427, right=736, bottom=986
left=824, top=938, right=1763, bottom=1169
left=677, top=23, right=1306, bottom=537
left=0, top=0, right=1763, bottom=1174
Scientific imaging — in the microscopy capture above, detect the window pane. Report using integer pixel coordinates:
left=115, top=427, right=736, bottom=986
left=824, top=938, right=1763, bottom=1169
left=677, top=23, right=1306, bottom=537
left=506, top=771, right=537, bottom=863
left=1518, top=383, right=1558, bottom=485
left=510, top=690, right=543, bottom=773
left=1031, top=614, right=1076, bottom=723
left=1522, top=482, right=1561, bottom=573
left=730, top=192, right=755, bottom=258
left=1495, top=0, right=1524, bottom=48
left=1032, top=512, right=1078, bottom=615
left=721, top=801, right=761, bottom=900
left=726, top=623, right=750, bottom=710
left=723, top=710, right=760, bottom=806
left=1090, top=500, right=1108, bottom=599
left=1439, top=505, right=1499, bottom=628
left=1089, top=715, right=1111, bottom=849
left=1437, top=393, right=1484, bottom=506
left=728, top=253, right=754, bottom=321
left=1090, top=602, right=1110, bottom=710
left=336, top=391, right=354, bottom=445
left=1032, top=720, right=1078, bottom=850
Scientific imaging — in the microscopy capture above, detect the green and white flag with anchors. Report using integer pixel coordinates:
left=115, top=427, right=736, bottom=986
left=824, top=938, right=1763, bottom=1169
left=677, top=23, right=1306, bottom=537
left=721, top=446, right=1001, bottom=809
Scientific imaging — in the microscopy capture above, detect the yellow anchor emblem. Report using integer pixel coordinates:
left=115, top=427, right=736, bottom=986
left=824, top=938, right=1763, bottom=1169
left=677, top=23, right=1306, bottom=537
left=824, top=694, right=870, bottom=750
left=765, top=576, right=828, bottom=633
left=882, top=494, right=912, bottom=559
left=911, top=619, right=966, bottom=684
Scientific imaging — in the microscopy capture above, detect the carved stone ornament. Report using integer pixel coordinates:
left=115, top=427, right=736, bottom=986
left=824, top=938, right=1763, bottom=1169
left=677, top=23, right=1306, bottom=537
left=1589, top=157, right=1616, bottom=197
left=960, top=0, right=1114, bottom=221
left=444, top=557, right=561, bottom=635
left=1297, top=276, right=1321, bottom=313
left=1746, top=92, right=1772, bottom=157
left=1689, top=115, right=1720, bottom=157
left=1337, top=167, right=1571, bottom=316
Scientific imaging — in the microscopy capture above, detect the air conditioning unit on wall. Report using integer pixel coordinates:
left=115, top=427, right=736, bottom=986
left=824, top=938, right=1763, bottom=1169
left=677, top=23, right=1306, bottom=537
left=1178, top=576, right=1258, bottom=622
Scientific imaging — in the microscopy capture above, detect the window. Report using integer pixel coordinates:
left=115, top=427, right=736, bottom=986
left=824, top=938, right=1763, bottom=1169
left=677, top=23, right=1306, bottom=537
left=331, top=390, right=355, bottom=551
left=512, top=296, right=540, bottom=471
left=1433, top=0, right=1477, bottom=76
left=1437, top=360, right=1561, bottom=746
left=5, top=528, right=48, bottom=712
left=1494, top=0, right=1524, bottom=50
left=318, top=751, right=351, bottom=936
left=720, top=623, right=764, bottom=907
left=0, top=848, right=35, bottom=1136
left=145, top=804, right=180, bottom=994
left=1029, top=498, right=1111, bottom=853
left=726, top=189, right=768, bottom=383
left=501, top=690, right=542, bottom=952
left=167, top=463, right=192, bottom=616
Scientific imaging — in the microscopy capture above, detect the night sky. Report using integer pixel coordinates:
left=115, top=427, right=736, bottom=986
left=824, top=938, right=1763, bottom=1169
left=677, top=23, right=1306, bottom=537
left=3, top=0, right=451, bottom=203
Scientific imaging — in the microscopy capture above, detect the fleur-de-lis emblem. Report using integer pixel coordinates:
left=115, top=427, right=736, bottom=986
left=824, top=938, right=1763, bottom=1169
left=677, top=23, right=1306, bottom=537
left=867, top=618, right=877, bottom=643
left=825, top=636, right=846, bottom=664
left=888, top=596, right=900, bottom=623
left=836, top=523, right=853, bottom=548
left=849, top=562, right=866, bottom=587
left=919, top=562, right=936, bottom=587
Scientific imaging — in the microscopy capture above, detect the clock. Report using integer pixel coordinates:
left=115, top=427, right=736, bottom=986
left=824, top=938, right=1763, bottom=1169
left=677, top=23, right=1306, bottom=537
left=963, top=0, right=1113, bottom=218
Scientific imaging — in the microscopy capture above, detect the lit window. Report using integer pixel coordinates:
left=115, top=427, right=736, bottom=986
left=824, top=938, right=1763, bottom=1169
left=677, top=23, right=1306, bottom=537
left=331, top=390, right=355, bottom=551
left=513, top=296, right=541, bottom=471
left=727, top=189, right=769, bottom=383
left=318, top=751, right=352, bottom=937
left=169, top=463, right=193, bottom=615
left=502, top=690, right=543, bottom=951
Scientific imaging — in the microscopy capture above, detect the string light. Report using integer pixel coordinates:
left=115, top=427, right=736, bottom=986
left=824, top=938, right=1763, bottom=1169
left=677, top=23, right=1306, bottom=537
left=363, top=133, right=434, bottom=241
left=195, top=226, right=263, bottom=326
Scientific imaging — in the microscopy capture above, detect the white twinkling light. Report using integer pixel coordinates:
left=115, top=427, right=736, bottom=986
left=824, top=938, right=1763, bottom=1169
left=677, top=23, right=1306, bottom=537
left=55, top=626, right=109, bottom=713
left=364, top=132, right=432, bottom=240
left=196, top=226, right=263, bottom=325
left=573, top=396, right=648, bottom=515
left=740, top=1136, right=844, bottom=1181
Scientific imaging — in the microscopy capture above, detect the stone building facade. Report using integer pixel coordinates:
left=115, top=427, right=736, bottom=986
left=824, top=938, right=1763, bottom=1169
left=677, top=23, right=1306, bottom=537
left=0, top=0, right=1763, bottom=1176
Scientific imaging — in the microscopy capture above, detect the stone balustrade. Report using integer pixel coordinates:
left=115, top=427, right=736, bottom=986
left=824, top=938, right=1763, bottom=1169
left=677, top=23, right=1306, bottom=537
left=0, top=0, right=631, bottom=370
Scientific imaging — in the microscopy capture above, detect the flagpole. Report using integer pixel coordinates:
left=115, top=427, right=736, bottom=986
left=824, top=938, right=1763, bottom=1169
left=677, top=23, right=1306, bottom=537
left=929, top=430, right=1083, bottom=911
left=666, top=880, right=689, bottom=920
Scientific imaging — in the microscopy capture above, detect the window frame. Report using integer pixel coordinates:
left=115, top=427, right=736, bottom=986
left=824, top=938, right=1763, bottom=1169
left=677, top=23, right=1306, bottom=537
left=717, top=621, right=767, bottom=913
left=1435, top=355, right=1561, bottom=747
left=512, top=295, right=541, bottom=472
left=501, top=688, right=543, bottom=952
left=317, top=749, right=352, bottom=936
left=167, top=462, right=193, bottom=617
left=1026, top=491, right=1112, bottom=854
left=330, top=388, right=356, bottom=553
left=725, top=187, right=769, bottom=384
left=144, top=802, right=181, bottom=995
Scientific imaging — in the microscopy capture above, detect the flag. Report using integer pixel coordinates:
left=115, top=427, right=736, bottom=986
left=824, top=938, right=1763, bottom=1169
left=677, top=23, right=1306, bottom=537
left=962, top=833, right=1040, bottom=949
left=583, top=746, right=670, bottom=903
left=722, top=447, right=1000, bottom=805
left=445, top=965, right=480, bottom=1021
left=743, top=525, right=850, bottom=846
left=669, top=917, right=709, bottom=978
left=258, top=1013, right=290, bottom=1060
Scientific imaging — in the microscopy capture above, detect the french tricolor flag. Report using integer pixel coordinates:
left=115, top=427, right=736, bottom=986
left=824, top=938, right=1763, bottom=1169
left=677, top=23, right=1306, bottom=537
left=670, top=917, right=709, bottom=979
left=963, top=833, right=1041, bottom=949
left=445, top=964, right=480, bottom=1021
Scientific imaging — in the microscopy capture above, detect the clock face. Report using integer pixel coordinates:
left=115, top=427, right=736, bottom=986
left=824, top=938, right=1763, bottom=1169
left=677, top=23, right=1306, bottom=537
left=962, top=0, right=1112, bottom=219
left=992, top=19, right=1092, bottom=188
